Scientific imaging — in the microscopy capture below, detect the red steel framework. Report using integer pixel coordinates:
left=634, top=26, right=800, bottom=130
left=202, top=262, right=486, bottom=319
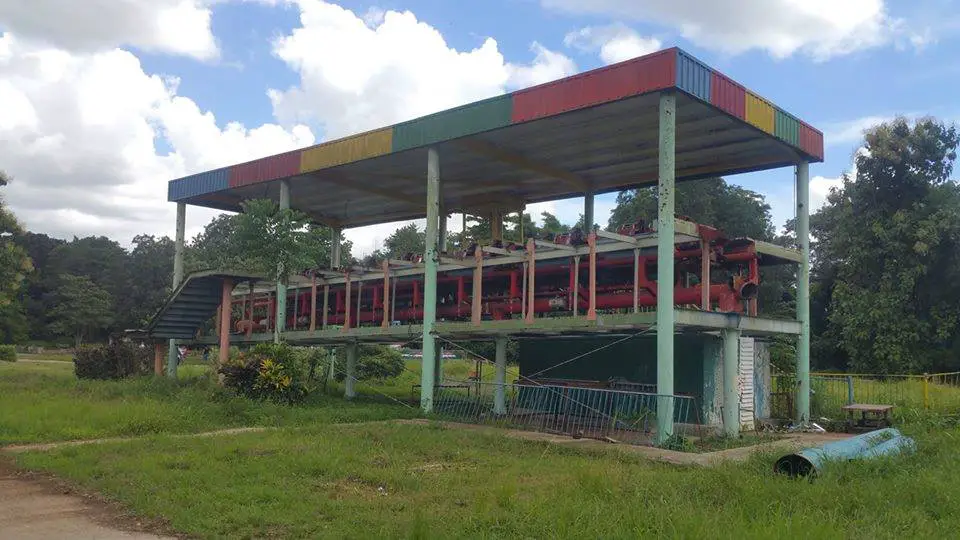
left=231, top=220, right=767, bottom=336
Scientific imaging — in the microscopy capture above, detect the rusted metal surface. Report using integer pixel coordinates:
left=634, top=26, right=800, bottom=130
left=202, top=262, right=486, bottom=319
left=511, top=49, right=675, bottom=123
left=229, top=151, right=301, bottom=188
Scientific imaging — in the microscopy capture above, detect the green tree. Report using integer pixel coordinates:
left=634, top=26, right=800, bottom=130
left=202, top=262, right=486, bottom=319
left=0, top=172, right=33, bottom=311
left=122, top=235, right=175, bottom=327
left=606, top=177, right=787, bottom=315
left=384, top=223, right=425, bottom=258
left=48, top=274, right=114, bottom=347
left=816, top=117, right=960, bottom=373
left=540, top=211, right=570, bottom=238
left=232, top=199, right=328, bottom=283
left=608, top=177, right=774, bottom=240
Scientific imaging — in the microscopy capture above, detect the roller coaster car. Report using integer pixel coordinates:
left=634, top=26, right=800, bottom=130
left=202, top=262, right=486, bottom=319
left=617, top=220, right=654, bottom=237
left=553, top=228, right=587, bottom=246
left=401, top=252, right=424, bottom=263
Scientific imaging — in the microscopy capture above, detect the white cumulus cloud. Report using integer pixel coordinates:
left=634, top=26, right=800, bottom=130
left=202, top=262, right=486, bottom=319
left=0, top=0, right=220, bottom=60
left=564, top=24, right=662, bottom=64
left=267, top=0, right=576, bottom=139
left=0, top=32, right=313, bottom=243
left=543, top=0, right=921, bottom=60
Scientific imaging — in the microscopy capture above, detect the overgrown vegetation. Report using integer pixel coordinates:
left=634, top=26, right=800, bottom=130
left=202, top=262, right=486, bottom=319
left=0, top=344, right=15, bottom=362
left=0, top=360, right=414, bottom=444
left=13, top=419, right=960, bottom=538
left=73, top=342, right=151, bottom=380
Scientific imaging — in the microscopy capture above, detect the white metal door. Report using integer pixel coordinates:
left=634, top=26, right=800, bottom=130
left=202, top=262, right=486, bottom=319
left=739, top=337, right=755, bottom=430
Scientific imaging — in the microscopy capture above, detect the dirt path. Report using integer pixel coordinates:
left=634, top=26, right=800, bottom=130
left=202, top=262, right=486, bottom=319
left=0, top=461, right=175, bottom=539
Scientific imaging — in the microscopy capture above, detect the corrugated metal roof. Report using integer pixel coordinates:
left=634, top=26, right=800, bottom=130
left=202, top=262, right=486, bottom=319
left=166, top=47, right=824, bottom=227
left=676, top=50, right=711, bottom=102
left=168, top=168, right=229, bottom=201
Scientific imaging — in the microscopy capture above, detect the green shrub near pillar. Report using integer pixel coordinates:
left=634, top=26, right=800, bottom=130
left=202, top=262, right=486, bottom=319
left=0, top=345, right=16, bottom=362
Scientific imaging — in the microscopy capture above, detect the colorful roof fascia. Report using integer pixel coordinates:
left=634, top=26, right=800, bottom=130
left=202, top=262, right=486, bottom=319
left=168, top=47, right=824, bottom=203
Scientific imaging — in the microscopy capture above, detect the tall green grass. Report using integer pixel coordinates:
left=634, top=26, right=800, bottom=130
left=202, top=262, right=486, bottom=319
left=0, top=361, right=414, bottom=444
left=15, top=420, right=960, bottom=538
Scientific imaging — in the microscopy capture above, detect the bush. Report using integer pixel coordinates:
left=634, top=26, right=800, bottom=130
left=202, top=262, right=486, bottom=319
left=219, top=342, right=308, bottom=404
left=74, top=342, right=151, bottom=380
left=335, top=344, right=405, bottom=382
left=0, top=345, right=16, bottom=362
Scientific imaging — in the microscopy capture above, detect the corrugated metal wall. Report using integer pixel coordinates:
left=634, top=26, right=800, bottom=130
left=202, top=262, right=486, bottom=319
left=166, top=47, right=824, bottom=201
left=774, top=109, right=800, bottom=147
left=168, top=168, right=229, bottom=201
left=511, top=49, right=675, bottom=123
left=229, top=151, right=302, bottom=188
left=392, top=96, right=512, bottom=153
left=738, top=337, right=755, bottom=430
left=676, top=51, right=711, bottom=102
left=710, top=72, right=746, bottom=120
left=799, top=121, right=824, bottom=161
left=518, top=335, right=707, bottom=403
left=745, top=92, right=775, bottom=135
left=302, top=128, right=393, bottom=172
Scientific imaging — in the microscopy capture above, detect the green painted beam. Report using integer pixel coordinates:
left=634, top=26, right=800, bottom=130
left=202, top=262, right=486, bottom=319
left=275, top=180, right=290, bottom=343
left=167, top=201, right=186, bottom=378
left=656, top=92, right=677, bottom=444
left=420, top=147, right=441, bottom=412
left=795, top=161, right=811, bottom=422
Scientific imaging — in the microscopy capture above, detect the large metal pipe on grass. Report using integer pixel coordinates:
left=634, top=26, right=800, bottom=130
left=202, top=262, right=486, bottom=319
left=774, top=428, right=916, bottom=477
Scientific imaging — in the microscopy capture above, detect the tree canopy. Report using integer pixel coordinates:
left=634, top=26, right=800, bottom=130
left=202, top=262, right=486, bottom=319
left=812, top=117, right=960, bottom=373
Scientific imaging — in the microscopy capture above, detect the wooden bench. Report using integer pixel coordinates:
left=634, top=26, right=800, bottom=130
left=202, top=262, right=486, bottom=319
left=842, top=403, right=894, bottom=432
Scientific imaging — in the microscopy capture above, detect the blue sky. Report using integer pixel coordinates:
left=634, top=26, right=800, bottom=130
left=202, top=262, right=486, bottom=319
left=1, top=0, right=957, bottom=250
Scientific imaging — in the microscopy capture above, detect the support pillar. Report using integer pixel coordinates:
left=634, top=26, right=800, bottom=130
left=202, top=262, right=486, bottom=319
left=633, top=248, right=640, bottom=313
left=345, top=342, right=357, bottom=399
left=438, top=197, right=448, bottom=254
left=310, top=273, right=318, bottom=331
left=722, top=328, right=741, bottom=437
left=275, top=179, right=290, bottom=343
left=491, top=212, right=503, bottom=242
left=795, top=161, right=811, bottom=423
left=420, top=147, right=441, bottom=412
left=525, top=238, right=535, bottom=324
left=471, top=247, right=482, bottom=325
left=153, top=343, right=163, bottom=376
left=167, top=202, right=186, bottom=377
left=382, top=260, right=390, bottom=328
left=701, top=239, right=711, bottom=310
left=587, top=234, right=597, bottom=320
left=218, top=278, right=233, bottom=370
left=655, top=92, right=676, bottom=444
left=494, top=336, right=507, bottom=414
left=584, top=191, right=594, bottom=234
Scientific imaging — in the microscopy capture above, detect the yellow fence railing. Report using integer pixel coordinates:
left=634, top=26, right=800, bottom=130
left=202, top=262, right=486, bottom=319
left=771, top=372, right=960, bottom=420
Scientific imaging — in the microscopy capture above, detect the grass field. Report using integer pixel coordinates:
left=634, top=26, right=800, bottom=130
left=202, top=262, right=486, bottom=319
left=5, top=360, right=960, bottom=538
left=13, top=420, right=960, bottom=538
left=0, top=360, right=414, bottom=444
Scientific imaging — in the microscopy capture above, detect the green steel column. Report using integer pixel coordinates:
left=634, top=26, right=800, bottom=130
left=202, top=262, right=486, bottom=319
left=493, top=336, right=507, bottom=414
left=438, top=180, right=447, bottom=253
left=331, top=227, right=342, bottom=268
left=275, top=180, right=290, bottom=343
left=167, top=202, right=186, bottom=377
left=583, top=192, right=594, bottom=234
left=345, top=342, right=357, bottom=399
left=420, top=147, right=441, bottom=412
left=796, top=161, right=811, bottom=422
left=655, top=92, right=676, bottom=444
left=722, top=328, right=741, bottom=437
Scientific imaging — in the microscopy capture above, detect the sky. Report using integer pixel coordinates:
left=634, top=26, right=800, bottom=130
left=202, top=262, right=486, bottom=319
left=1, top=0, right=958, bottom=256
